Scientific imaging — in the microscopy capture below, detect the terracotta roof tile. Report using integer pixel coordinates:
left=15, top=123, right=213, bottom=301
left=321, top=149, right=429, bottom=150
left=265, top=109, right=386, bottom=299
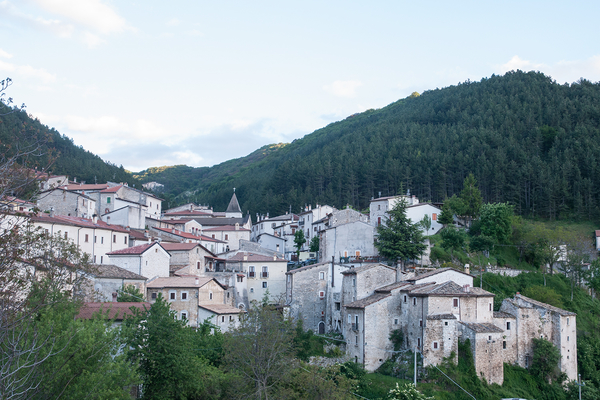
left=345, top=293, right=391, bottom=309
left=76, top=302, right=150, bottom=320
left=147, top=276, right=216, bottom=289
left=226, top=252, right=286, bottom=262
left=459, top=321, right=504, bottom=333
left=199, top=304, right=245, bottom=314
left=107, top=243, right=158, bottom=256
left=203, top=225, right=250, bottom=232
left=30, top=214, right=130, bottom=233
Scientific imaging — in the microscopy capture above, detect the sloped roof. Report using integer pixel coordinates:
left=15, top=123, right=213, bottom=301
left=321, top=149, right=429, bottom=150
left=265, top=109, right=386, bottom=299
left=345, top=293, right=391, bottom=309
left=61, top=184, right=109, bottom=191
left=30, top=214, right=129, bottom=233
left=226, top=193, right=241, bottom=213
left=164, top=210, right=212, bottom=217
left=92, top=264, right=146, bottom=280
left=286, top=261, right=330, bottom=275
left=406, top=267, right=473, bottom=282
left=107, top=242, right=165, bottom=256
left=227, top=252, right=286, bottom=262
left=512, top=294, right=576, bottom=316
left=203, top=225, right=250, bottom=232
left=147, top=276, right=220, bottom=289
left=342, top=263, right=394, bottom=275
left=76, top=302, right=150, bottom=320
left=199, top=304, right=245, bottom=314
left=427, top=313, right=457, bottom=320
left=459, top=321, right=504, bottom=333
left=191, top=215, right=251, bottom=226
left=410, top=281, right=494, bottom=297
left=375, top=281, right=412, bottom=293
left=100, top=185, right=122, bottom=193
left=493, top=311, right=516, bottom=319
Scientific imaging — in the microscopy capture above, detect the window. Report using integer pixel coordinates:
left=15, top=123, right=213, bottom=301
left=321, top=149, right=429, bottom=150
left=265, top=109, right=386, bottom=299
left=222, top=316, right=225, bottom=322
left=93, top=255, right=96, bottom=263
left=100, top=256, right=103, bottom=263
left=503, top=341, right=507, bottom=349
left=101, top=237, right=104, bottom=244
left=403, top=295, right=407, bottom=303
left=567, top=317, right=570, bottom=326
left=419, top=319, right=423, bottom=327
left=413, top=298, right=417, bottom=306
left=225, top=234, right=228, bottom=240
left=291, top=228, right=295, bottom=234
left=261, top=266, right=268, bottom=278
left=319, top=291, right=325, bottom=299
left=124, top=236, right=127, bottom=244
left=378, top=205, right=380, bottom=210
left=209, top=292, right=213, bottom=300
left=352, top=278, right=356, bottom=287
left=212, top=234, right=215, bottom=239
left=488, top=336, right=492, bottom=341
left=250, top=288, right=254, bottom=293
left=433, top=342, right=438, bottom=349
left=94, top=236, right=97, bottom=243
left=355, top=250, right=360, bottom=257
left=355, top=336, right=358, bottom=345
left=567, top=336, right=570, bottom=342
left=335, top=302, right=341, bottom=311
left=394, top=318, right=398, bottom=325
left=229, top=316, right=233, bottom=321
left=417, top=338, right=421, bottom=348
left=169, top=291, right=176, bottom=300
left=377, top=217, right=381, bottom=226
left=262, top=282, right=268, bottom=289
left=432, top=213, right=437, bottom=221
left=181, top=292, right=188, bottom=300
left=107, top=197, right=111, bottom=203
left=489, top=303, right=492, bottom=311
left=197, top=261, right=201, bottom=269
left=319, top=272, right=325, bottom=280
left=249, top=266, right=255, bottom=278
left=84, top=234, right=89, bottom=242
left=113, top=234, right=116, bottom=243
left=348, top=314, right=352, bottom=324
left=444, top=321, right=448, bottom=326
left=507, top=322, right=511, bottom=330
left=453, top=298, right=459, bottom=307
left=181, top=311, right=187, bottom=320
left=151, top=292, right=157, bottom=299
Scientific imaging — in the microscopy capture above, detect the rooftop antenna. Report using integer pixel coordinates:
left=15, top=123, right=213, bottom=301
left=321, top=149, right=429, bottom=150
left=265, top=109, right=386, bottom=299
left=233, top=187, right=236, bottom=192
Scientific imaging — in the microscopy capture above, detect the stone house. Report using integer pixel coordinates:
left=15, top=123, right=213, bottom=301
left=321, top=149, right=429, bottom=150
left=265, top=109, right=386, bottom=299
left=1, top=196, right=36, bottom=213
left=146, top=276, right=242, bottom=330
left=255, top=232, right=287, bottom=255
left=320, top=220, right=378, bottom=263
left=147, top=217, right=203, bottom=236
left=370, top=194, right=419, bottom=227
left=251, top=213, right=298, bottom=241
left=107, top=242, right=170, bottom=279
left=203, top=224, right=251, bottom=252
left=30, top=214, right=130, bottom=264
left=160, top=242, right=223, bottom=275
left=83, top=264, right=147, bottom=302
left=498, top=293, right=577, bottom=381
left=297, top=204, right=336, bottom=250
left=285, top=261, right=350, bottom=334
left=36, top=188, right=96, bottom=218
left=223, top=251, right=288, bottom=305
left=150, top=226, right=227, bottom=254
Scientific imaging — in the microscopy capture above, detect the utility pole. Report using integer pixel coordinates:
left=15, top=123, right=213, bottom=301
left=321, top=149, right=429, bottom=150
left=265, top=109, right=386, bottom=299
left=576, top=373, right=584, bottom=400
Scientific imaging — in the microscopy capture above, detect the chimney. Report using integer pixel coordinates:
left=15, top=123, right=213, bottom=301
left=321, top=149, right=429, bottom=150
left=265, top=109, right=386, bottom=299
left=49, top=207, right=54, bottom=218
left=195, top=277, right=199, bottom=285
left=92, top=214, right=98, bottom=223
left=243, top=255, right=248, bottom=261
left=309, top=205, right=312, bottom=211
left=235, top=223, right=239, bottom=230
left=273, top=255, right=276, bottom=261
left=112, top=292, right=118, bottom=302
left=463, top=284, right=470, bottom=293
left=171, top=228, right=175, bottom=233
left=464, top=264, right=470, bottom=275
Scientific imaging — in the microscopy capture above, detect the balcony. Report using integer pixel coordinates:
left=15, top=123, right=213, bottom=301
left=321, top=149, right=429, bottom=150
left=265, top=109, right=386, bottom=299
left=351, top=323, right=359, bottom=332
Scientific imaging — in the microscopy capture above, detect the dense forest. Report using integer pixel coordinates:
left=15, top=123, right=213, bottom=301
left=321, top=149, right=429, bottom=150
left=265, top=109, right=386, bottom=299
left=137, top=71, right=600, bottom=221
left=0, top=103, right=137, bottom=186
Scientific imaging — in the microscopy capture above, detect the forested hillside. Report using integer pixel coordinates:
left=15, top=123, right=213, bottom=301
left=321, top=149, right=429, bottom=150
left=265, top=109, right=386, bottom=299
left=138, top=71, right=600, bottom=221
left=0, top=104, right=136, bottom=186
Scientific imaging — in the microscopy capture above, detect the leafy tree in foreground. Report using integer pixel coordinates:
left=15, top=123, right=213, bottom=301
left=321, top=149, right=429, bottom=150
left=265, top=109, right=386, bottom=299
left=223, top=303, right=296, bottom=400
left=420, top=214, right=431, bottom=236
left=375, top=199, right=426, bottom=267
left=440, top=226, right=467, bottom=258
left=309, top=235, right=319, bottom=253
left=117, top=284, right=145, bottom=302
left=438, top=202, right=454, bottom=226
left=387, top=383, right=433, bottom=400
left=123, top=294, right=217, bottom=399
left=294, top=230, right=306, bottom=259
left=530, top=338, right=562, bottom=383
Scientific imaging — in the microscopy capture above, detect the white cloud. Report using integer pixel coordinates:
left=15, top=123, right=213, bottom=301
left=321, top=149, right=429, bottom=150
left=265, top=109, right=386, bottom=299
left=187, top=29, right=204, bottom=37
left=0, top=59, right=56, bottom=83
left=30, top=0, right=129, bottom=35
left=0, top=49, right=13, bottom=59
left=81, top=31, right=105, bottom=48
left=166, top=18, right=180, bottom=27
left=497, top=55, right=600, bottom=83
left=323, top=80, right=363, bottom=98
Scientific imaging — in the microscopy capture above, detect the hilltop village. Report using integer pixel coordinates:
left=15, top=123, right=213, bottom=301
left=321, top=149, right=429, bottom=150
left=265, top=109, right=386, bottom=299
left=7, top=173, right=578, bottom=386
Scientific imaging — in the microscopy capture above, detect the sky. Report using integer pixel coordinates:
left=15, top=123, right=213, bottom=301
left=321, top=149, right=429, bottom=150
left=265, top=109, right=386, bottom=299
left=1, top=1, right=599, bottom=172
